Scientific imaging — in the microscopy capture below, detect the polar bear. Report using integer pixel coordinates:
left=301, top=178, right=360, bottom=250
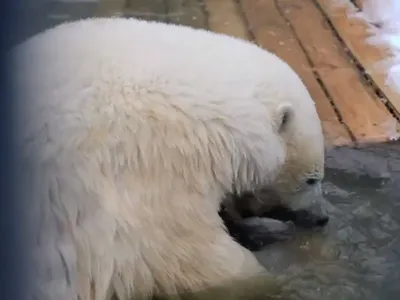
left=12, top=17, right=326, bottom=300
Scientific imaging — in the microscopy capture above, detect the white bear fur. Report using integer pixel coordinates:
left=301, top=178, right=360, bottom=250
left=12, top=17, right=325, bottom=300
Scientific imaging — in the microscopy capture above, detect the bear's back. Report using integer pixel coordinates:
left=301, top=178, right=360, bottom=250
left=13, top=18, right=296, bottom=157
left=14, top=17, right=299, bottom=114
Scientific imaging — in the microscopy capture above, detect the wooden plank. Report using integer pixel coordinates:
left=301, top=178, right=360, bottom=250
left=124, top=0, right=167, bottom=22
left=316, top=0, right=400, bottom=118
left=97, top=0, right=126, bottom=17
left=166, top=0, right=206, bottom=29
left=277, top=0, right=397, bottom=143
left=240, top=0, right=352, bottom=146
left=204, top=0, right=249, bottom=40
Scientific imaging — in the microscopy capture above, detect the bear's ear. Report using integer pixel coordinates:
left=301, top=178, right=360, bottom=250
left=275, top=103, right=294, bottom=133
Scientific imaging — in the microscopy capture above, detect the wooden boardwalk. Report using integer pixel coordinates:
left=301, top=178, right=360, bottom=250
left=106, top=0, right=400, bottom=147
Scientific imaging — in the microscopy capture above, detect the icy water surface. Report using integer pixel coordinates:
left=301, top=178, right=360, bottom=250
left=256, top=143, right=400, bottom=300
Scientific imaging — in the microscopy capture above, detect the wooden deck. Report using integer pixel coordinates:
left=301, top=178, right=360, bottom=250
left=113, top=0, right=400, bottom=147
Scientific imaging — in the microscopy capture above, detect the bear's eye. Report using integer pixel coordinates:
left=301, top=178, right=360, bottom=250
left=306, top=178, right=319, bottom=186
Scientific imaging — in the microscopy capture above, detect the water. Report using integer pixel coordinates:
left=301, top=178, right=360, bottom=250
left=256, top=142, right=400, bottom=300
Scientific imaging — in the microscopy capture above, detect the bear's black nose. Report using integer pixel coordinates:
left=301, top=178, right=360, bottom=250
left=316, top=215, right=329, bottom=227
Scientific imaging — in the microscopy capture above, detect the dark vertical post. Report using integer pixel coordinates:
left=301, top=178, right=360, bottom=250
left=0, top=1, right=31, bottom=300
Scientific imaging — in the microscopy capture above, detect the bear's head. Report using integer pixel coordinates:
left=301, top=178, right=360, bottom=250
left=268, top=99, right=326, bottom=219
left=231, top=51, right=327, bottom=226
